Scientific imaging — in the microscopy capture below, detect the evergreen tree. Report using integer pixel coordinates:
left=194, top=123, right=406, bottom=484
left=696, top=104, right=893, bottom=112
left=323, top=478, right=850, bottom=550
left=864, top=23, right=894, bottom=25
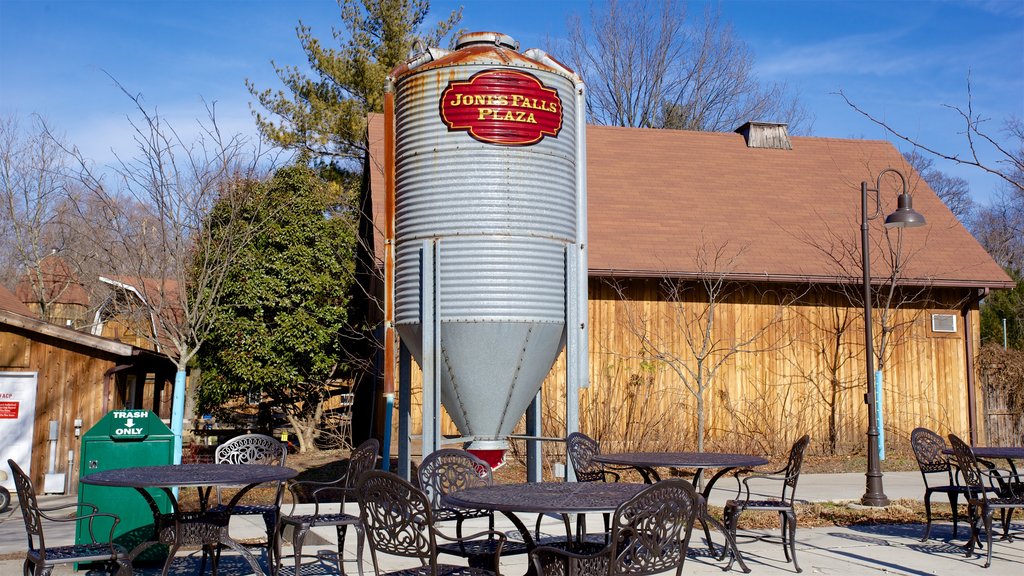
left=197, top=164, right=357, bottom=452
left=981, top=267, right=1024, bottom=350
left=247, top=0, right=461, bottom=164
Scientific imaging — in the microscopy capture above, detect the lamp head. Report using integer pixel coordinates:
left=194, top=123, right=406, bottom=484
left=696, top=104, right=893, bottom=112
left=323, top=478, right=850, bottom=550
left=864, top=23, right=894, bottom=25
left=884, top=193, right=926, bottom=228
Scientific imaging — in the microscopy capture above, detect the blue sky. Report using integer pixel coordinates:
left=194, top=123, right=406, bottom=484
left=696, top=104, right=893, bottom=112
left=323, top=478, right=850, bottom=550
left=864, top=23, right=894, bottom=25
left=1, top=0, right=1021, bottom=205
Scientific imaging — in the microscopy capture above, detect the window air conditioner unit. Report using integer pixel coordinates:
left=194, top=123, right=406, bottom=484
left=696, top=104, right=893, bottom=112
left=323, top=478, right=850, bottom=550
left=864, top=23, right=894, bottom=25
left=931, top=314, right=957, bottom=333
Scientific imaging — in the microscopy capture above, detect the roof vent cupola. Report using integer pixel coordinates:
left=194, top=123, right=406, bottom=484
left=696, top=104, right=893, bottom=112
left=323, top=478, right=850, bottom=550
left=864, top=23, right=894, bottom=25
left=735, top=121, right=792, bottom=150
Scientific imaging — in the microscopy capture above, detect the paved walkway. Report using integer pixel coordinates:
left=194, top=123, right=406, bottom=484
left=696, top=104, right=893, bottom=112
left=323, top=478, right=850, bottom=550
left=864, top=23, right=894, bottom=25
left=2, top=471, right=1021, bottom=575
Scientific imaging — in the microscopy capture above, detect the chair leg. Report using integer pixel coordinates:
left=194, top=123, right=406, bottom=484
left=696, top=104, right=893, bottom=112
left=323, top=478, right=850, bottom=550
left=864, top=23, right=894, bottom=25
left=710, top=512, right=750, bottom=574
left=948, top=491, right=959, bottom=540
left=983, top=509, right=995, bottom=568
left=162, top=543, right=182, bottom=576
left=354, top=523, right=366, bottom=576
left=212, top=543, right=222, bottom=576
left=785, top=510, right=800, bottom=573
left=199, top=545, right=209, bottom=575
left=779, top=512, right=790, bottom=561
left=115, top=556, right=133, bottom=576
left=700, top=515, right=714, bottom=556
left=293, top=526, right=309, bottom=576
left=263, top=511, right=278, bottom=574
left=922, top=489, right=934, bottom=541
left=336, top=524, right=349, bottom=575
left=723, top=504, right=741, bottom=560
left=964, top=504, right=979, bottom=558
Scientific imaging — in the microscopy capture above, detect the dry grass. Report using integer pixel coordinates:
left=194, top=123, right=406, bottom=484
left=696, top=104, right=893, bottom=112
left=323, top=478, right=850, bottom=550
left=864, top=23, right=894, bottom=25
left=719, top=499, right=953, bottom=530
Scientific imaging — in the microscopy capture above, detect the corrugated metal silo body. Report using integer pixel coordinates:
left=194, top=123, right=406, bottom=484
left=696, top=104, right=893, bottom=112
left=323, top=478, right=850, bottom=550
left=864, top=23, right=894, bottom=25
left=391, top=33, right=580, bottom=455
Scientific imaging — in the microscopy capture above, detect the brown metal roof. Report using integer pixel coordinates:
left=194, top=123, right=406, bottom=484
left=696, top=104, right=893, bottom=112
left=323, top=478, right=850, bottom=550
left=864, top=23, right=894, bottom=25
left=366, top=114, right=1012, bottom=290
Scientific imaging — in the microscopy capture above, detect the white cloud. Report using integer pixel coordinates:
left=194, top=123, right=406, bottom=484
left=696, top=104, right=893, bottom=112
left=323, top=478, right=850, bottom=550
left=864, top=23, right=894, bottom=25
left=757, top=29, right=924, bottom=79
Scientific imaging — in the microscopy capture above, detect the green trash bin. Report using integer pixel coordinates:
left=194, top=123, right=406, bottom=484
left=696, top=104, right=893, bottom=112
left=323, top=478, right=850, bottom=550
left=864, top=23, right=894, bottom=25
left=77, top=410, right=174, bottom=564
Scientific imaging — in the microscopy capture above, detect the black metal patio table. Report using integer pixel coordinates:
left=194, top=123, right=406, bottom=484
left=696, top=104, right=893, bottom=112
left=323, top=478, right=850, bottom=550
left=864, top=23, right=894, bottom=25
left=443, top=482, right=647, bottom=551
left=80, top=463, right=297, bottom=576
left=942, top=446, right=1024, bottom=478
left=592, top=451, right=769, bottom=493
left=593, top=451, right=768, bottom=572
left=956, top=446, right=1024, bottom=464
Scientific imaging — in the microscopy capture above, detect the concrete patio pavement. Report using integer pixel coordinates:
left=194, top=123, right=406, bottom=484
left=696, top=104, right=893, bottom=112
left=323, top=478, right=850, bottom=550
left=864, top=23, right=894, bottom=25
left=2, top=471, right=1021, bottom=575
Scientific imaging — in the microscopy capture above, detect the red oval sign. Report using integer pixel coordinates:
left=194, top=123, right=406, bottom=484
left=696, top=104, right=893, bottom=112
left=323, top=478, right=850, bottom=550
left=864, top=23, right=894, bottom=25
left=440, top=69, right=563, bottom=146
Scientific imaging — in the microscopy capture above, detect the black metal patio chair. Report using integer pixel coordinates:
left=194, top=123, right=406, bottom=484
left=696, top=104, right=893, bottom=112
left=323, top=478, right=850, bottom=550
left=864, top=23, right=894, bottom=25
left=723, top=434, right=810, bottom=573
left=417, top=449, right=530, bottom=567
left=566, top=432, right=622, bottom=483
left=947, top=433, right=1024, bottom=568
left=277, top=438, right=379, bottom=576
left=563, top=432, right=635, bottom=541
left=8, top=459, right=132, bottom=576
left=357, top=470, right=507, bottom=576
left=910, top=427, right=978, bottom=541
left=209, top=433, right=288, bottom=569
left=529, top=478, right=700, bottom=576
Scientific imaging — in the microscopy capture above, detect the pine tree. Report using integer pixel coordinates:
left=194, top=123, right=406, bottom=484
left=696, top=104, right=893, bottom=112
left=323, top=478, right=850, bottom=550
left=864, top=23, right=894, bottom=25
left=247, top=0, right=461, bottom=164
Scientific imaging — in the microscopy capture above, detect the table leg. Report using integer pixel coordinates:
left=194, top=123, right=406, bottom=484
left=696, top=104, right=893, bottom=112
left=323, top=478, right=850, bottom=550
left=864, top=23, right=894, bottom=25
left=219, top=481, right=273, bottom=576
left=635, top=466, right=661, bottom=484
left=688, top=467, right=750, bottom=573
left=497, top=510, right=537, bottom=549
left=128, top=482, right=273, bottom=576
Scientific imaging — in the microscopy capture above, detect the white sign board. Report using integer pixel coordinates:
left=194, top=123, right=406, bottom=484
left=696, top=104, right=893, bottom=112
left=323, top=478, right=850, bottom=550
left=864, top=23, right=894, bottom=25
left=0, top=372, right=37, bottom=490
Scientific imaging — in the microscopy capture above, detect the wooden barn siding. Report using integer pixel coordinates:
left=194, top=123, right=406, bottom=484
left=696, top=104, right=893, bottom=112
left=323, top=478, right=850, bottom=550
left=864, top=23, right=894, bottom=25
left=99, top=316, right=157, bottom=351
left=1, top=328, right=119, bottom=487
left=400, top=280, right=978, bottom=456
left=31, top=339, right=111, bottom=487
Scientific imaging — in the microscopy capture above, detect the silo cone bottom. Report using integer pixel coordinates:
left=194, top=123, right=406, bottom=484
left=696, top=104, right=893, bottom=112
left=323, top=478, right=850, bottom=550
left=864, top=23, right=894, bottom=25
left=466, top=440, right=508, bottom=470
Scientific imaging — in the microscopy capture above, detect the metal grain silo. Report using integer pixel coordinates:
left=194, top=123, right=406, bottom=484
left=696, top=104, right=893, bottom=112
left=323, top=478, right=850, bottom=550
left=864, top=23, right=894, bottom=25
left=383, top=32, right=588, bottom=468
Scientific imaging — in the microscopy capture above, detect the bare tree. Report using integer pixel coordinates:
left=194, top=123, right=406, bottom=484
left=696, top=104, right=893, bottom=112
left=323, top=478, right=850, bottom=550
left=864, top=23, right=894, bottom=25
left=0, top=115, right=81, bottom=318
left=792, top=182, right=944, bottom=459
left=62, top=82, right=274, bottom=463
left=903, top=150, right=974, bottom=224
left=970, top=118, right=1024, bottom=271
left=815, top=220, right=930, bottom=377
left=610, top=240, right=793, bottom=452
left=973, top=196, right=1024, bottom=272
left=564, top=0, right=811, bottom=133
left=784, top=303, right=860, bottom=455
left=839, top=81, right=1023, bottom=192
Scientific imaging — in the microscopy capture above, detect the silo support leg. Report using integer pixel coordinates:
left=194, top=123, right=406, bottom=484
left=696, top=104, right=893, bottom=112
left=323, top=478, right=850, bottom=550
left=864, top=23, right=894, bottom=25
left=526, top=392, right=542, bottom=482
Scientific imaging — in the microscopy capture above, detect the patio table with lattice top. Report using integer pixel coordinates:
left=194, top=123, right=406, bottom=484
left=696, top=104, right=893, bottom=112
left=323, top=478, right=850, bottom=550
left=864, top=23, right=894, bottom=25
left=81, top=463, right=296, bottom=576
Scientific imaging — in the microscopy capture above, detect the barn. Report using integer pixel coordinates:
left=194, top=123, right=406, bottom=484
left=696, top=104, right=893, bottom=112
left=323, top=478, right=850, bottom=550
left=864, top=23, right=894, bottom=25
left=363, top=115, right=1012, bottom=458
left=0, top=284, right=174, bottom=490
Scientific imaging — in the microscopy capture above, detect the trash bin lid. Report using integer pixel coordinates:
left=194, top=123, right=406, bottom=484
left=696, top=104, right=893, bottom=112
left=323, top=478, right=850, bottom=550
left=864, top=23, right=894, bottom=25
left=82, top=410, right=172, bottom=440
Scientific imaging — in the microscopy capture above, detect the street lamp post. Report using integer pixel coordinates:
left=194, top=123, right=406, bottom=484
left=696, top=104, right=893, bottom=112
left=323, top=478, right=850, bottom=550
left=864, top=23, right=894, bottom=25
left=860, top=168, right=926, bottom=507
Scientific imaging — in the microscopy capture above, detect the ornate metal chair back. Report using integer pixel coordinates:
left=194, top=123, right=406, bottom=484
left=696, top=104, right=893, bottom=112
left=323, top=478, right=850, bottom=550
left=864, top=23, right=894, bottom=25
left=346, top=439, right=381, bottom=487
left=357, top=470, right=437, bottom=563
left=609, top=479, right=698, bottom=576
left=947, top=433, right=987, bottom=499
left=417, top=448, right=492, bottom=518
left=911, top=427, right=952, bottom=475
left=8, top=459, right=44, bottom=552
left=532, top=479, right=699, bottom=576
left=782, top=435, right=811, bottom=498
left=215, top=433, right=287, bottom=466
left=566, top=432, right=607, bottom=483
